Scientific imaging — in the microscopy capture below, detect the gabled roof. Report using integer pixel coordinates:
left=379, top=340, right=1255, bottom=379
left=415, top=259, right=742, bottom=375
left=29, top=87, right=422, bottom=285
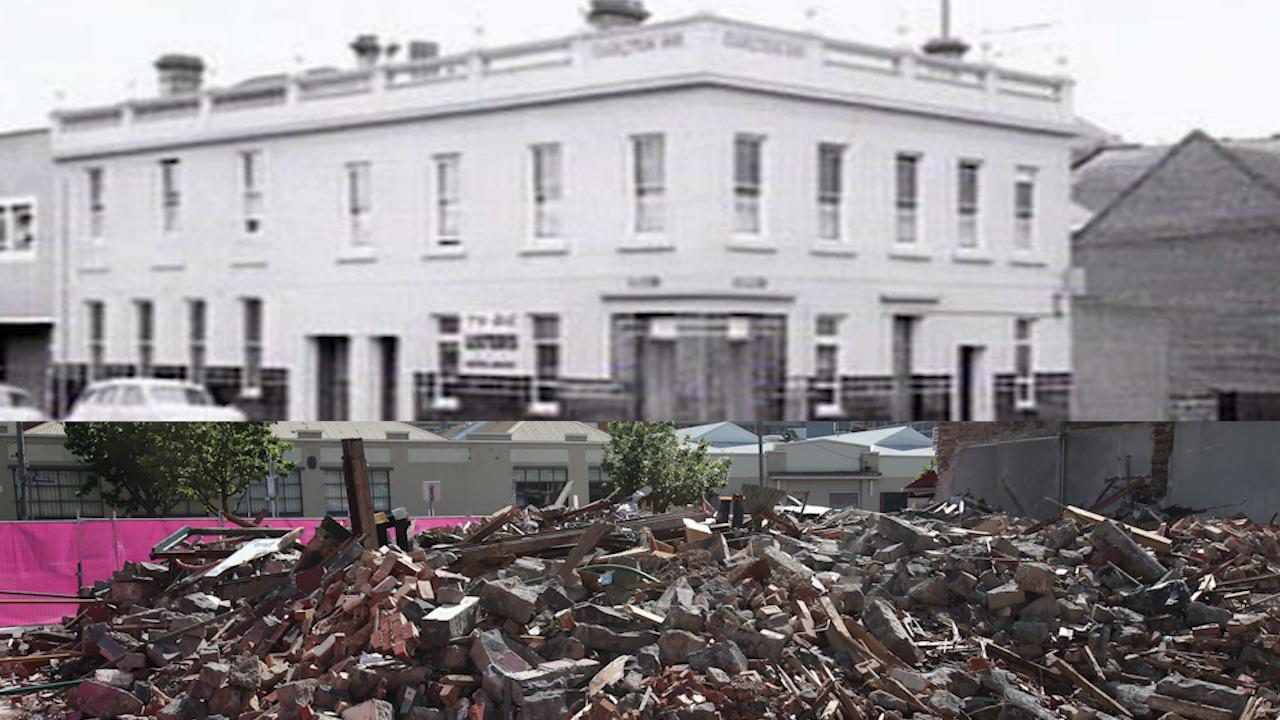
left=1073, top=130, right=1280, bottom=239
left=708, top=425, right=935, bottom=458
left=272, top=422, right=445, bottom=442
left=441, top=421, right=610, bottom=443
left=674, top=421, right=760, bottom=446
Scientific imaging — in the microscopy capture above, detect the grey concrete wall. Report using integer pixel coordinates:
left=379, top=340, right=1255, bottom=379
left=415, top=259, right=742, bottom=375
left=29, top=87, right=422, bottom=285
left=1167, top=423, right=1280, bottom=522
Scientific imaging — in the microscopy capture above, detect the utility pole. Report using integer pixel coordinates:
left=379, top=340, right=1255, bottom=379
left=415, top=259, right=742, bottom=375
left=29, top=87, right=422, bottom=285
left=266, top=451, right=278, bottom=518
left=15, top=422, right=28, bottom=519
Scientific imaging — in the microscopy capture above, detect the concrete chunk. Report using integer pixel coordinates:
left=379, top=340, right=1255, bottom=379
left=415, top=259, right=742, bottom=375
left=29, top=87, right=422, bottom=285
left=70, top=680, right=144, bottom=719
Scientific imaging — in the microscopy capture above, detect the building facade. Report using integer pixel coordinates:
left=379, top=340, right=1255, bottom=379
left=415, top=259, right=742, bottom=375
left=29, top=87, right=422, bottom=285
left=0, top=129, right=56, bottom=410
left=0, top=420, right=610, bottom=520
left=709, top=425, right=935, bottom=512
left=48, top=8, right=1078, bottom=422
left=1072, top=131, right=1280, bottom=420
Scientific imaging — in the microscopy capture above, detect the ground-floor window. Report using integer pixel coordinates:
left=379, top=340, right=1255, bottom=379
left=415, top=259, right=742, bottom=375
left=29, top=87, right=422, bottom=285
left=239, top=470, right=305, bottom=517
left=324, top=468, right=392, bottom=515
left=19, top=468, right=105, bottom=519
left=588, top=465, right=614, bottom=502
left=513, top=466, right=567, bottom=508
left=828, top=492, right=860, bottom=509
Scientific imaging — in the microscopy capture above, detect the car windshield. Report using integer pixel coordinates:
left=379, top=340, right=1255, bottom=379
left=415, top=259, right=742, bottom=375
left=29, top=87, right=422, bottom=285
left=150, top=386, right=214, bottom=406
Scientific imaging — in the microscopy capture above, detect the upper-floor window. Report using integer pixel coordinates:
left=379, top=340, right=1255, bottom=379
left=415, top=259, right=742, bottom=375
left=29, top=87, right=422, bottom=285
left=632, top=134, right=666, bottom=234
left=957, top=160, right=981, bottom=248
left=159, top=158, right=181, bottom=234
left=0, top=198, right=36, bottom=257
left=86, top=168, right=105, bottom=239
left=433, top=153, right=461, bottom=247
left=895, top=153, right=921, bottom=245
left=135, top=300, right=154, bottom=377
left=734, top=134, right=764, bottom=235
left=531, top=143, right=563, bottom=239
left=240, top=151, right=265, bottom=235
left=345, top=161, right=372, bottom=245
left=1014, top=167, right=1038, bottom=251
left=817, top=143, right=846, bottom=242
left=242, top=298, right=264, bottom=395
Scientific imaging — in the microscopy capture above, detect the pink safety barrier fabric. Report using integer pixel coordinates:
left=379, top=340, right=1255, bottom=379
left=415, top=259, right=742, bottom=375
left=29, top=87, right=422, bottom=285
left=0, top=516, right=467, bottom=627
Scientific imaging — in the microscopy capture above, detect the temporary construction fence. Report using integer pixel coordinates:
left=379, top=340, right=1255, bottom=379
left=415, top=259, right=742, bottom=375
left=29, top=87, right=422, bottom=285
left=0, top=516, right=468, bottom=627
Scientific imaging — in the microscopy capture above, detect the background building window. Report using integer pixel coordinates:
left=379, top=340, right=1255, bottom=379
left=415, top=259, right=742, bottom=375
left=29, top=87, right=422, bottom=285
left=188, top=299, right=207, bottom=385
left=1015, top=167, right=1038, bottom=250
left=434, top=153, right=461, bottom=246
left=241, top=150, right=264, bottom=235
left=159, top=158, right=181, bottom=233
left=531, top=144, right=563, bottom=239
left=513, top=466, right=568, bottom=508
left=135, top=300, right=154, bottom=377
left=632, top=134, right=665, bottom=234
left=588, top=466, right=614, bottom=502
left=957, top=160, right=981, bottom=248
left=531, top=314, right=560, bottom=404
left=0, top=199, right=36, bottom=255
left=817, top=143, right=845, bottom=241
left=828, top=492, right=860, bottom=510
left=734, top=134, right=764, bottom=235
left=86, top=301, right=105, bottom=380
left=242, top=298, right=263, bottom=394
left=87, top=168, right=105, bottom=239
left=895, top=153, right=921, bottom=244
left=239, top=470, right=304, bottom=517
left=324, top=468, right=392, bottom=515
left=1015, top=318, right=1037, bottom=410
left=346, top=161, right=372, bottom=245
left=18, top=469, right=105, bottom=519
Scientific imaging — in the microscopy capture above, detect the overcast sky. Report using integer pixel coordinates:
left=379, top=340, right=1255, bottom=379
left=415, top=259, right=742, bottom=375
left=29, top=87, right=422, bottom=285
left=1, top=0, right=1271, bottom=143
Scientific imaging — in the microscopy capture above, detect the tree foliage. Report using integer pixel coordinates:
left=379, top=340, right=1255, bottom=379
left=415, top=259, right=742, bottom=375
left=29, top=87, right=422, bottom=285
left=64, top=422, right=294, bottom=517
left=600, top=421, right=730, bottom=512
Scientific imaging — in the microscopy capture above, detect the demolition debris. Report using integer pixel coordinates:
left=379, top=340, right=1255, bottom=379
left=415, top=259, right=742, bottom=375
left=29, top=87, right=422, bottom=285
left=2, top=480, right=1279, bottom=720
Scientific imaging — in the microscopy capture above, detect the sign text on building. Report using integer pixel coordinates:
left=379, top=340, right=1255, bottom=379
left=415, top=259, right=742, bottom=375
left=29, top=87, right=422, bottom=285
left=462, top=312, right=522, bottom=376
left=723, top=29, right=807, bottom=59
left=591, top=31, right=685, bottom=59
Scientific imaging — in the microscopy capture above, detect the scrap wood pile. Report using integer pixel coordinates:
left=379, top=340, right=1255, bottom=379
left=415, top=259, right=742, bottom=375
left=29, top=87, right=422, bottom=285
left=3, top=497, right=1280, bottom=720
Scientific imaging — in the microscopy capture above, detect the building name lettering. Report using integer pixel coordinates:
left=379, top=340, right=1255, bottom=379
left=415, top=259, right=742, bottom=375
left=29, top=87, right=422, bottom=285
left=591, top=32, right=685, bottom=59
left=723, top=30, right=807, bottom=59
left=462, top=313, right=521, bottom=375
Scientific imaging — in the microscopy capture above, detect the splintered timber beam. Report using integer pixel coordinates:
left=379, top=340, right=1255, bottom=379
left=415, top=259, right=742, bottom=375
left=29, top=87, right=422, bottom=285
left=1063, top=505, right=1174, bottom=555
left=341, top=438, right=378, bottom=549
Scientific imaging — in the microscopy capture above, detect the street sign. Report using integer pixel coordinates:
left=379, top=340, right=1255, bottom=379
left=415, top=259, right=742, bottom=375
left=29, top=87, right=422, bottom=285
left=26, top=474, right=55, bottom=486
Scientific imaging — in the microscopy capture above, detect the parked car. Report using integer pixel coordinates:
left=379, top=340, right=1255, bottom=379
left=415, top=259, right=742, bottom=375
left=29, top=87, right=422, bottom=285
left=0, top=384, right=46, bottom=421
left=65, top=379, right=246, bottom=421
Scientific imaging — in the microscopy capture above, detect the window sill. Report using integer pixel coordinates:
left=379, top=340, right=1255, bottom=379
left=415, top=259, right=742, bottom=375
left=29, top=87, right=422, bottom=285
left=151, top=263, right=186, bottom=273
left=952, top=249, right=994, bottom=265
left=520, top=240, right=570, bottom=257
left=423, top=246, right=467, bottom=260
left=888, top=246, right=933, bottom=262
left=1009, top=255, right=1049, bottom=268
left=810, top=244, right=857, bottom=258
left=230, top=260, right=269, bottom=270
left=77, top=264, right=110, bottom=275
left=619, top=237, right=675, bottom=254
left=337, top=245, right=378, bottom=264
left=727, top=237, right=777, bottom=254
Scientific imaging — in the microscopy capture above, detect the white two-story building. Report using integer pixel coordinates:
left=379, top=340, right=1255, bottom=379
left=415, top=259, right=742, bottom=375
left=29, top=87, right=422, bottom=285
left=48, top=1, right=1078, bottom=422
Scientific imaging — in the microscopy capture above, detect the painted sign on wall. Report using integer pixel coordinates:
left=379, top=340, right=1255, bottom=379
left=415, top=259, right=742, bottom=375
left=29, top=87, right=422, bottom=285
left=462, top=312, right=521, bottom=375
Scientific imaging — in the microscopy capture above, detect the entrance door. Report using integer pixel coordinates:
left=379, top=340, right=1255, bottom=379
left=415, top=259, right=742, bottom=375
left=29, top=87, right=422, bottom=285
left=316, top=336, right=350, bottom=420
left=957, top=344, right=989, bottom=421
left=614, top=314, right=786, bottom=422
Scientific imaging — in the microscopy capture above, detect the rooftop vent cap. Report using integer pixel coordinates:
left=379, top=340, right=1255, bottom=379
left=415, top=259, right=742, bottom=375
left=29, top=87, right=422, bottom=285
left=922, top=36, right=971, bottom=60
left=586, top=0, right=650, bottom=30
left=350, top=34, right=383, bottom=68
left=154, top=54, right=206, bottom=97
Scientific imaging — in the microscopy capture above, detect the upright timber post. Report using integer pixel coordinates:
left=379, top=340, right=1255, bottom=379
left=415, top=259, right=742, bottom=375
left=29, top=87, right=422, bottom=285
left=341, top=438, right=378, bottom=548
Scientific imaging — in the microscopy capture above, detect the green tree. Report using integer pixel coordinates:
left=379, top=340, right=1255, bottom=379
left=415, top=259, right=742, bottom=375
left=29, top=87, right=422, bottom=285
left=64, top=423, right=190, bottom=517
left=65, top=422, right=294, bottom=517
left=600, top=422, right=730, bottom=512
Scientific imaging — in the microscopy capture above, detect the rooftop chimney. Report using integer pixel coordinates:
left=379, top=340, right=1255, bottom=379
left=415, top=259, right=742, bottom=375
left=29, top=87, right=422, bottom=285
left=586, top=0, right=650, bottom=30
left=350, top=34, right=383, bottom=68
left=922, top=0, right=971, bottom=60
left=154, top=54, right=206, bottom=97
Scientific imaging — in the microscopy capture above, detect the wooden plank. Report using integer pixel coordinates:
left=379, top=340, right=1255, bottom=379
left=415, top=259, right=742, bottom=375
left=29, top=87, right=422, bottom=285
left=341, top=438, right=378, bottom=549
left=1064, top=506, right=1173, bottom=555
left=1050, top=658, right=1133, bottom=718
left=559, top=521, right=608, bottom=582
left=462, top=505, right=519, bottom=545
left=1147, top=694, right=1235, bottom=720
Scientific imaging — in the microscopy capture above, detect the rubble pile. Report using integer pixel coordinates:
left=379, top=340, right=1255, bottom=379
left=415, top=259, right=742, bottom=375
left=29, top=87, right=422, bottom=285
left=2, top=498, right=1279, bottom=720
